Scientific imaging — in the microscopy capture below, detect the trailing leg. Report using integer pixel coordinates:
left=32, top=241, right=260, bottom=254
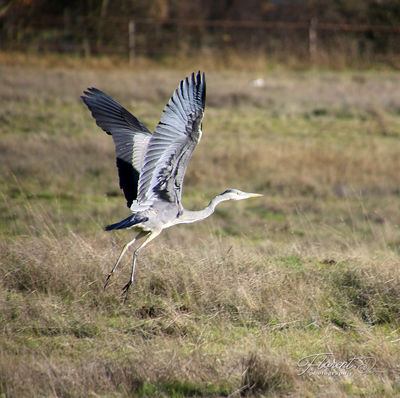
left=104, top=231, right=147, bottom=289
left=122, top=230, right=161, bottom=298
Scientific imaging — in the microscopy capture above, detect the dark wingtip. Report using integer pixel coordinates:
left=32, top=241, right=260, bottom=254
left=201, top=72, right=206, bottom=108
left=82, top=87, right=103, bottom=99
left=195, top=70, right=205, bottom=81
left=81, top=87, right=95, bottom=103
left=194, top=70, right=206, bottom=109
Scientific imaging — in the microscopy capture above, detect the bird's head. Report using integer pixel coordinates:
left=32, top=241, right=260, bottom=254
left=219, top=188, right=263, bottom=201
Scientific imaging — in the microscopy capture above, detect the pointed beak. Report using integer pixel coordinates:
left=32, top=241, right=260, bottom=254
left=245, top=193, right=263, bottom=198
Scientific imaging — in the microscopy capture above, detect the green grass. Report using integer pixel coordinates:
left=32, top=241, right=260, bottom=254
left=1, top=63, right=400, bottom=396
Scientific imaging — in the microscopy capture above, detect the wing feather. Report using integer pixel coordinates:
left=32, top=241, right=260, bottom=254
left=81, top=88, right=151, bottom=208
left=137, top=72, right=206, bottom=209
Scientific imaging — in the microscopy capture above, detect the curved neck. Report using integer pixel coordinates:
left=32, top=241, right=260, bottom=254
left=176, top=194, right=229, bottom=225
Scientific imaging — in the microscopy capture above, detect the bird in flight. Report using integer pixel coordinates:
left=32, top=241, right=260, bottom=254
left=82, top=72, right=262, bottom=296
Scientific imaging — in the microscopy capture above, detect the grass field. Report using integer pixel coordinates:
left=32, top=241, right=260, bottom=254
left=1, top=59, right=400, bottom=397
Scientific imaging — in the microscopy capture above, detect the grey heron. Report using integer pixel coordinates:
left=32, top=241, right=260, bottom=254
left=82, top=72, right=262, bottom=295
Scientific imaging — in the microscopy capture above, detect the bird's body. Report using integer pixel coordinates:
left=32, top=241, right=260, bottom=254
left=82, top=72, right=262, bottom=296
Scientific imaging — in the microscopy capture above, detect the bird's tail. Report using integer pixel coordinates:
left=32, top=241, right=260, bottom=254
left=105, top=214, right=149, bottom=231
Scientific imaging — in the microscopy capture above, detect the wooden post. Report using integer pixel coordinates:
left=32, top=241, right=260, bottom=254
left=63, top=8, right=71, bottom=36
left=83, top=38, right=91, bottom=57
left=129, top=20, right=135, bottom=64
left=309, top=17, right=317, bottom=62
left=63, top=8, right=71, bottom=52
left=78, top=16, right=91, bottom=57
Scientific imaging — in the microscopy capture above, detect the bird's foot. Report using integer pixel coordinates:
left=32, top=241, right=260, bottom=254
left=121, top=280, right=133, bottom=301
left=104, top=272, right=114, bottom=290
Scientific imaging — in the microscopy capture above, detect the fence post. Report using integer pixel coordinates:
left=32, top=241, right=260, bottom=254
left=78, top=16, right=91, bottom=57
left=128, top=20, right=135, bottom=64
left=63, top=8, right=71, bottom=52
left=63, top=8, right=71, bottom=36
left=309, top=17, right=317, bottom=62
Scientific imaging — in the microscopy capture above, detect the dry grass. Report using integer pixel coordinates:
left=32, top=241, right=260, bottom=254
left=1, top=62, right=400, bottom=396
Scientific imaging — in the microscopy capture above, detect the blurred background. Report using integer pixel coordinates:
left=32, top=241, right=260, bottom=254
left=2, top=0, right=400, bottom=68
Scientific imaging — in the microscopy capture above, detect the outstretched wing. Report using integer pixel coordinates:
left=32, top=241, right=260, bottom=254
left=81, top=88, right=152, bottom=208
left=137, top=72, right=206, bottom=211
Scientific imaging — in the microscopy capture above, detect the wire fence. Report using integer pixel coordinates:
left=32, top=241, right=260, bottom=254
left=2, top=14, right=400, bottom=65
